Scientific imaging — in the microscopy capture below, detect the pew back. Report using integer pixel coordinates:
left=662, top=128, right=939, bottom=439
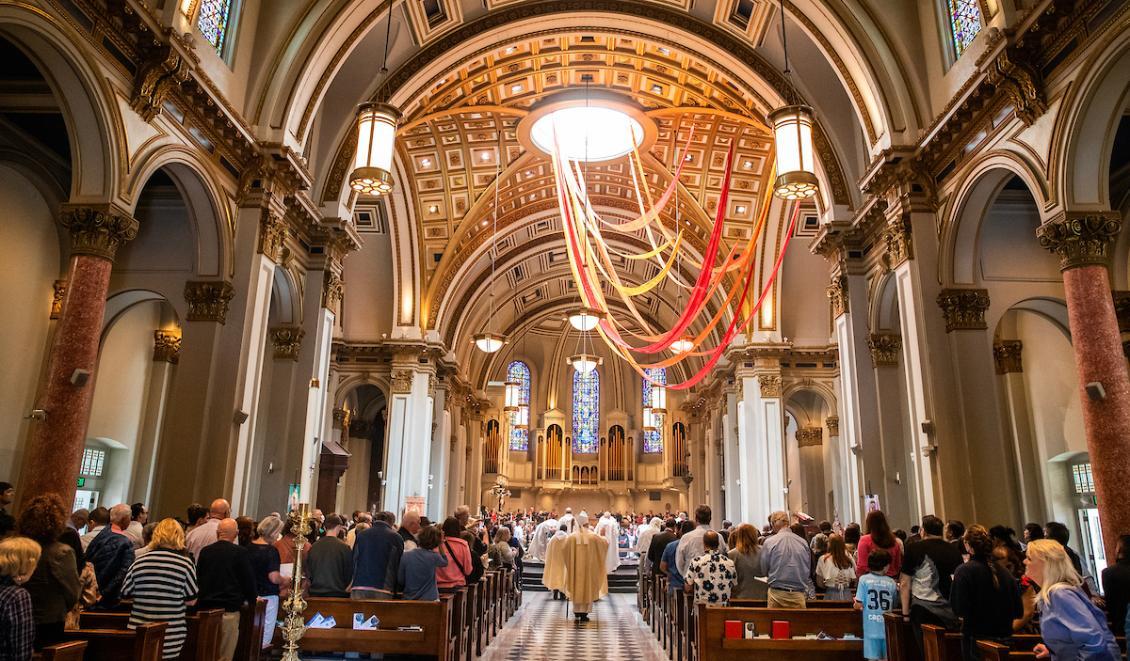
left=289, top=597, right=450, bottom=659
left=78, top=607, right=225, bottom=661
left=32, top=641, right=87, bottom=661
left=697, top=605, right=864, bottom=661
left=62, top=621, right=167, bottom=661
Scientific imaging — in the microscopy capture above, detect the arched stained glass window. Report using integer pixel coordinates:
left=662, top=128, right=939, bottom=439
left=946, top=0, right=982, bottom=58
left=507, top=361, right=531, bottom=451
left=642, top=367, right=666, bottom=453
left=197, top=0, right=234, bottom=54
left=572, top=369, right=599, bottom=453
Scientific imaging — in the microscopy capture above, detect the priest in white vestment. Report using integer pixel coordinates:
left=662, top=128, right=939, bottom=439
left=594, top=512, right=621, bottom=572
left=543, top=511, right=609, bottom=621
left=558, top=507, right=576, bottom=534
left=528, top=517, right=558, bottom=560
left=540, top=524, right=570, bottom=599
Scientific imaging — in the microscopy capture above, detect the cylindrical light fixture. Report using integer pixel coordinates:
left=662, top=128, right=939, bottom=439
left=472, top=332, right=507, bottom=354
left=568, top=353, right=603, bottom=374
left=649, top=381, right=667, bottom=414
left=567, top=306, right=603, bottom=332
left=670, top=337, right=694, bottom=354
left=504, top=380, right=521, bottom=411
left=350, top=102, right=402, bottom=196
left=768, top=104, right=818, bottom=200
left=514, top=404, right=530, bottom=430
left=643, top=406, right=660, bottom=433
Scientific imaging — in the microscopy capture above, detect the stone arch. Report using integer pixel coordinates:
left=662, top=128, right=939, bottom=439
left=269, top=266, right=302, bottom=327
left=335, top=374, right=391, bottom=407
left=869, top=271, right=900, bottom=333
left=0, top=5, right=122, bottom=203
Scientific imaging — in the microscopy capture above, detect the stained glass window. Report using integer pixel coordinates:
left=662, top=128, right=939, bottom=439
left=572, top=369, right=599, bottom=453
left=642, top=368, right=666, bottom=453
left=507, top=361, right=531, bottom=451
left=197, top=0, right=233, bottom=54
left=947, top=0, right=982, bottom=58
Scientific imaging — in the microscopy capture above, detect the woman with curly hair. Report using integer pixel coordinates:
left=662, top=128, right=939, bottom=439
left=17, top=494, right=79, bottom=649
left=950, top=525, right=1022, bottom=661
left=1026, top=539, right=1120, bottom=660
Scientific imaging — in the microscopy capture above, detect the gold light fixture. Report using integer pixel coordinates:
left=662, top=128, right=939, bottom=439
left=567, top=306, right=602, bottom=332
left=473, top=332, right=507, bottom=354
left=568, top=353, right=603, bottom=374
left=514, top=404, right=530, bottom=430
left=769, top=105, right=818, bottom=200
left=504, top=379, right=522, bottom=411
left=649, top=379, right=668, bottom=414
left=350, top=102, right=401, bottom=196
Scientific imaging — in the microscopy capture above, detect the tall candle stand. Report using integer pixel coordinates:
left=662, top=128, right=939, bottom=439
left=280, top=502, right=313, bottom=661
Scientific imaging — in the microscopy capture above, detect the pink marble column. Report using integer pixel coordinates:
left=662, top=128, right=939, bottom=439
left=1038, top=211, right=1129, bottom=559
left=19, top=205, right=137, bottom=510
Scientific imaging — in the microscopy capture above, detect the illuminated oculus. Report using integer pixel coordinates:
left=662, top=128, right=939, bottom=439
left=530, top=106, right=644, bottom=162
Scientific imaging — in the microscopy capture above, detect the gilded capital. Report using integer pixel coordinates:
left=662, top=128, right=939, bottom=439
left=825, top=415, right=839, bottom=437
left=58, top=205, right=139, bottom=261
left=868, top=333, right=902, bottom=367
left=391, top=369, right=413, bottom=394
left=936, top=288, right=990, bottom=332
left=50, top=280, right=67, bottom=319
left=827, top=272, right=848, bottom=318
left=332, top=407, right=349, bottom=430
left=757, top=374, right=782, bottom=398
left=184, top=280, right=234, bottom=323
left=796, top=427, right=823, bottom=448
left=153, top=330, right=181, bottom=364
left=993, top=340, right=1023, bottom=375
left=883, top=215, right=913, bottom=268
left=258, top=210, right=290, bottom=264
left=322, top=271, right=344, bottom=311
left=1036, top=212, right=1122, bottom=271
left=270, top=325, right=304, bottom=361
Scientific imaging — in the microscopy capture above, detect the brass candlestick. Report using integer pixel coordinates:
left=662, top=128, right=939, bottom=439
left=280, top=502, right=313, bottom=661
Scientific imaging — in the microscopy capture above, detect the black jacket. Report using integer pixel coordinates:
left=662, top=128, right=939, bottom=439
left=196, top=540, right=257, bottom=612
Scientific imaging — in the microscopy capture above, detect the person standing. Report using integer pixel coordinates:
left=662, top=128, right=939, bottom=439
left=0, top=536, right=40, bottom=660
left=855, top=510, right=902, bottom=579
left=595, top=512, right=620, bottom=573
left=728, top=524, right=768, bottom=599
left=648, top=519, right=677, bottom=575
left=487, top=526, right=516, bottom=569
left=121, top=519, right=197, bottom=660
left=84, top=503, right=135, bottom=608
left=305, top=514, right=352, bottom=597
left=246, top=515, right=284, bottom=649
left=1024, top=539, right=1120, bottom=659
left=196, top=519, right=257, bottom=661
left=125, top=503, right=147, bottom=549
left=685, top=531, right=736, bottom=605
left=0, top=483, right=15, bottom=539
left=398, top=526, right=447, bottom=601
left=675, top=505, right=728, bottom=577
left=17, top=495, right=79, bottom=648
left=855, top=549, right=898, bottom=661
left=816, top=533, right=856, bottom=601
left=950, top=525, right=1021, bottom=661
left=760, top=510, right=813, bottom=609
left=544, top=512, right=609, bottom=622
left=436, top=518, right=472, bottom=591
left=1101, top=534, right=1130, bottom=636
left=79, top=507, right=108, bottom=551
left=898, top=515, right=962, bottom=650
left=398, top=510, right=422, bottom=552
left=185, top=499, right=230, bottom=562
left=351, top=511, right=403, bottom=599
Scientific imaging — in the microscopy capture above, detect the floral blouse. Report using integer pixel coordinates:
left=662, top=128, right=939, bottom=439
left=687, top=550, right=737, bottom=605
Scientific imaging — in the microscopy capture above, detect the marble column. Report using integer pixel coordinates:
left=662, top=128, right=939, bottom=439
left=465, top=410, right=484, bottom=509
left=1037, top=211, right=1130, bottom=558
left=994, top=341, right=1047, bottom=522
left=428, top=381, right=449, bottom=522
left=382, top=358, right=435, bottom=515
left=736, top=363, right=786, bottom=523
left=129, top=330, right=180, bottom=505
left=704, top=402, right=724, bottom=518
left=721, top=384, right=740, bottom=521
left=830, top=266, right=875, bottom=522
left=20, top=205, right=137, bottom=508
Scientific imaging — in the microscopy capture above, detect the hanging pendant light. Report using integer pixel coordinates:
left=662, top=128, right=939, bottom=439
left=670, top=337, right=694, bottom=354
left=567, top=306, right=602, bottom=332
left=649, top=380, right=668, bottom=414
left=349, top=102, right=401, bottom=195
left=514, top=404, right=530, bottom=430
left=769, top=0, right=818, bottom=201
left=474, top=107, right=508, bottom=353
left=473, top=332, right=507, bottom=354
left=568, top=353, right=603, bottom=374
left=504, top=379, right=521, bottom=411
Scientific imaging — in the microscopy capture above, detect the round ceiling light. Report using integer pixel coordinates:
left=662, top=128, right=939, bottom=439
left=530, top=106, right=644, bottom=162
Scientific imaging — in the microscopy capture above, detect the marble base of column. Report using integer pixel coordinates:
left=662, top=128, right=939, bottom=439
left=1063, top=264, right=1130, bottom=558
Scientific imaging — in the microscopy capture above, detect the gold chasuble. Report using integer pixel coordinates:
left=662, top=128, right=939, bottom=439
left=550, top=526, right=609, bottom=615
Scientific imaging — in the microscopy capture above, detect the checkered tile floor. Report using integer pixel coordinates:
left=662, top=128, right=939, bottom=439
left=479, top=592, right=667, bottom=661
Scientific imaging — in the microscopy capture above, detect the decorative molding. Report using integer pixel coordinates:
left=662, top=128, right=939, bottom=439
left=322, top=271, right=345, bottom=311
left=270, top=325, right=305, bottom=361
left=391, top=369, right=414, bottom=394
left=184, top=280, right=234, bottom=323
left=757, top=374, right=781, bottom=398
left=332, top=408, right=349, bottom=430
left=58, top=205, right=139, bottom=262
left=796, top=426, right=823, bottom=448
left=130, top=36, right=194, bottom=122
left=258, top=210, right=290, bottom=263
left=993, top=340, right=1023, bottom=375
left=985, top=48, right=1047, bottom=127
left=825, top=415, right=839, bottom=437
left=50, top=280, right=67, bottom=320
left=1036, top=211, right=1122, bottom=271
left=827, top=272, right=848, bottom=318
left=868, top=333, right=902, bottom=367
left=883, top=214, right=913, bottom=268
left=152, top=330, right=181, bottom=364
left=936, top=288, right=990, bottom=332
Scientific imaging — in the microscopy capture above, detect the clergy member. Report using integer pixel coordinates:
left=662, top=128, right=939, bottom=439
left=528, top=516, right=558, bottom=560
left=595, top=512, right=621, bottom=573
left=545, top=511, right=609, bottom=622
left=558, top=507, right=576, bottom=534
left=541, top=523, right=570, bottom=600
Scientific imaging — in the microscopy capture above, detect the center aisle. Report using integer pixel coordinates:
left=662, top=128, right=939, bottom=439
left=480, top=591, right=667, bottom=661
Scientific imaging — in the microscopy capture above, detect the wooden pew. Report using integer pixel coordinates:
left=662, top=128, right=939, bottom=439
left=32, top=641, right=87, bottom=661
left=439, top=588, right=468, bottom=661
left=885, top=612, right=924, bottom=661
left=696, top=605, right=864, bottom=661
left=61, top=621, right=167, bottom=661
left=728, top=599, right=855, bottom=608
left=977, top=636, right=1127, bottom=661
left=78, top=608, right=224, bottom=661
left=921, top=624, right=963, bottom=661
left=279, top=597, right=451, bottom=659
left=234, top=598, right=268, bottom=661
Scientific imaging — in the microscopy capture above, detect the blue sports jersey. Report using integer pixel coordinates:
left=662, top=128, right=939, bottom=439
left=856, top=572, right=898, bottom=643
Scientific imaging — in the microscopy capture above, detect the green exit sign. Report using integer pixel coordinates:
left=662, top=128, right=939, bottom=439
left=76, top=477, right=85, bottom=488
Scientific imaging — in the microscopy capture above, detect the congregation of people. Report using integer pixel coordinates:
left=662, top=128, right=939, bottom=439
left=0, top=481, right=525, bottom=661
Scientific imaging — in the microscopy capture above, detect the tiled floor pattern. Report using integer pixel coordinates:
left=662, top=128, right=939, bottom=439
left=479, top=591, right=667, bottom=661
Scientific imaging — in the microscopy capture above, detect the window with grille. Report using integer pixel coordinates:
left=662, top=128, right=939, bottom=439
left=80, top=448, right=105, bottom=477
left=1072, top=463, right=1094, bottom=494
left=572, top=369, right=599, bottom=453
left=507, top=361, right=531, bottom=451
left=197, top=0, right=233, bottom=54
left=642, top=367, right=666, bottom=453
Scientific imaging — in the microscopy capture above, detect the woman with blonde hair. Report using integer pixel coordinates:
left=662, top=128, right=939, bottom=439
left=0, top=536, right=42, bottom=660
left=816, top=533, right=856, bottom=601
left=727, top=524, right=768, bottom=599
left=121, top=518, right=198, bottom=659
left=1025, top=539, right=1119, bottom=660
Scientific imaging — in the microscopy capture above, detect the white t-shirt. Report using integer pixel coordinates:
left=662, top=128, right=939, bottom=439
left=816, top=555, right=855, bottom=591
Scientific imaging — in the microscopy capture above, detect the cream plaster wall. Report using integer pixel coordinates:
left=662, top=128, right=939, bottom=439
left=341, top=232, right=395, bottom=339
left=0, top=164, right=59, bottom=486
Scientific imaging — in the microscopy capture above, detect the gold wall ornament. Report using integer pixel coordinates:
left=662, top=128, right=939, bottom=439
left=757, top=374, right=782, bottom=398
left=868, top=333, right=902, bottom=367
left=827, top=272, right=848, bottom=318
left=332, top=408, right=349, bottom=430
left=1036, top=211, right=1122, bottom=271
left=280, top=503, right=313, bottom=661
left=153, top=330, right=182, bottom=364
left=883, top=214, right=913, bottom=268
left=322, top=271, right=344, bottom=311
left=58, top=205, right=139, bottom=262
left=993, top=340, right=1023, bottom=375
left=796, top=426, right=823, bottom=448
left=271, top=326, right=305, bottom=361
left=391, top=369, right=414, bottom=394
left=258, top=210, right=290, bottom=263
left=50, top=280, right=67, bottom=319
left=986, top=49, right=1048, bottom=127
left=184, top=280, right=235, bottom=323
left=936, top=288, right=990, bottom=332
left=131, top=42, right=192, bottom=123
left=825, top=415, right=839, bottom=437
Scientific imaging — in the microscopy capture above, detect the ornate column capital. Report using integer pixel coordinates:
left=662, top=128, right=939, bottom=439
left=993, top=340, right=1023, bottom=375
left=258, top=210, right=291, bottom=264
left=153, top=330, right=181, bottom=364
left=332, top=407, right=349, bottom=430
left=50, top=280, right=67, bottom=319
left=796, top=427, right=823, bottom=448
left=883, top=214, right=913, bottom=268
left=868, top=333, right=902, bottom=367
left=1036, top=211, right=1122, bottom=271
left=390, top=368, right=414, bottom=394
left=184, top=280, right=234, bottom=323
left=270, top=325, right=304, bottom=361
left=322, top=271, right=344, bottom=312
left=757, top=374, right=782, bottom=398
left=827, top=272, right=848, bottom=318
left=58, top=204, right=139, bottom=262
left=825, top=415, right=839, bottom=437
left=936, top=288, right=990, bottom=332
